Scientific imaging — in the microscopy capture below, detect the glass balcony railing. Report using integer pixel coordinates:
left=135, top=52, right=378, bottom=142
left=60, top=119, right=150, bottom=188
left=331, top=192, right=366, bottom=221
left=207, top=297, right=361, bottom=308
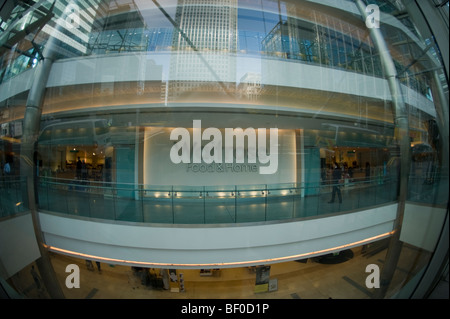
left=0, top=0, right=448, bottom=301
left=31, top=176, right=401, bottom=224
left=0, top=0, right=434, bottom=99
left=0, top=176, right=29, bottom=217
left=3, top=173, right=445, bottom=224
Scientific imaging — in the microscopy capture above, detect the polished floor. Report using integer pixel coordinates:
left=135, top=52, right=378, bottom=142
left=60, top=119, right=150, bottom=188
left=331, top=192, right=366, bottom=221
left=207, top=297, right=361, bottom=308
left=8, top=240, right=434, bottom=299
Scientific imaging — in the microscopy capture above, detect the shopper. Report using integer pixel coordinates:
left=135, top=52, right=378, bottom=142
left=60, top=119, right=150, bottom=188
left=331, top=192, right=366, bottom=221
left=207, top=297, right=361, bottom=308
left=76, top=157, right=82, bottom=179
left=365, top=162, right=371, bottom=181
left=81, top=160, right=88, bottom=180
left=328, top=163, right=342, bottom=204
left=3, top=161, right=10, bottom=175
left=86, top=260, right=94, bottom=271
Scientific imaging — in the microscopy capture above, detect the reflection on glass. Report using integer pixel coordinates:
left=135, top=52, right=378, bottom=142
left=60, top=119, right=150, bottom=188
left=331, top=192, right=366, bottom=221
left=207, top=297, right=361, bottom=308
left=0, top=0, right=448, bottom=300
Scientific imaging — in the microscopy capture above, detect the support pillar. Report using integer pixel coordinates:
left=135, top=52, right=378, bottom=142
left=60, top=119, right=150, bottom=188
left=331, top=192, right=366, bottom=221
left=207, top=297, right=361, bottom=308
left=355, top=0, right=411, bottom=299
left=20, top=24, right=65, bottom=300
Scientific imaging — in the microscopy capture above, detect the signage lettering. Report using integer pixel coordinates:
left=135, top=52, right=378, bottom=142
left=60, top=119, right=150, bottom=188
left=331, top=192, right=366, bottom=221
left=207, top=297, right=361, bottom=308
left=170, top=120, right=278, bottom=174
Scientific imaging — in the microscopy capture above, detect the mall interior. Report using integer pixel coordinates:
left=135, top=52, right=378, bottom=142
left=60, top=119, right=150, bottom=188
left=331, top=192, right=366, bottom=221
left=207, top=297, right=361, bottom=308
left=0, top=0, right=448, bottom=300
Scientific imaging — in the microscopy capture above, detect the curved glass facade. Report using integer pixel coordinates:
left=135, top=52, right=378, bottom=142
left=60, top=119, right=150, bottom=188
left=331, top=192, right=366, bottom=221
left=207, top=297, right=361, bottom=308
left=0, top=0, right=448, bottom=301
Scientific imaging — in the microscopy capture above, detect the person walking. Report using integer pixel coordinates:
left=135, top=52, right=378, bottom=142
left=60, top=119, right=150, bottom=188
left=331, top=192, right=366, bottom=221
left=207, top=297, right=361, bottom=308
left=3, top=161, right=11, bottom=175
left=76, top=157, right=82, bottom=179
left=95, top=261, right=101, bottom=272
left=81, top=160, right=88, bottom=180
left=365, top=162, right=371, bottom=181
left=328, top=163, right=342, bottom=204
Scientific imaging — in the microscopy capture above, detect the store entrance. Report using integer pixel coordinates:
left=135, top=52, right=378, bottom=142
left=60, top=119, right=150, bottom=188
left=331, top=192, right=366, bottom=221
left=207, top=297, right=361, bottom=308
left=65, top=145, right=107, bottom=181
left=320, top=146, right=390, bottom=185
left=38, top=144, right=112, bottom=182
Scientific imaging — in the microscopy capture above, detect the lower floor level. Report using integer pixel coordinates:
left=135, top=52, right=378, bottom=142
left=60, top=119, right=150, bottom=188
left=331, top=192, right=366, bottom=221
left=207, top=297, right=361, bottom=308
left=7, top=239, right=432, bottom=299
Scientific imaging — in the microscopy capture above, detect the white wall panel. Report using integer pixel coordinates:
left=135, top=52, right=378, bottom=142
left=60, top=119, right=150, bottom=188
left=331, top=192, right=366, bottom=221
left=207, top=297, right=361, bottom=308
left=39, top=204, right=397, bottom=269
left=0, top=214, right=41, bottom=278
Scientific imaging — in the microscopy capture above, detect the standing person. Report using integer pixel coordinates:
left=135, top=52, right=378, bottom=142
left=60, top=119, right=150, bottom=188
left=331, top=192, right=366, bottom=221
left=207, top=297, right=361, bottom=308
left=86, top=260, right=94, bottom=271
left=328, top=163, right=342, bottom=204
left=3, top=161, right=11, bottom=190
left=365, top=162, right=371, bottom=181
left=30, top=265, right=43, bottom=292
left=76, top=157, right=82, bottom=179
left=81, top=160, right=88, bottom=180
left=95, top=261, right=101, bottom=272
left=3, top=161, right=10, bottom=176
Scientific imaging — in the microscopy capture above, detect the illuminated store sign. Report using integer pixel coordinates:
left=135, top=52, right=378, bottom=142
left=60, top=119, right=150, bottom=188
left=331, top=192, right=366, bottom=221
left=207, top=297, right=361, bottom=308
left=170, top=120, right=278, bottom=174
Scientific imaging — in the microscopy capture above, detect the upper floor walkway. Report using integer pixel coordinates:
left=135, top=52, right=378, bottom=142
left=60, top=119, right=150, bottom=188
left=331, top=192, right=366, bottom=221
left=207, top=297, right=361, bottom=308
left=0, top=171, right=447, bottom=275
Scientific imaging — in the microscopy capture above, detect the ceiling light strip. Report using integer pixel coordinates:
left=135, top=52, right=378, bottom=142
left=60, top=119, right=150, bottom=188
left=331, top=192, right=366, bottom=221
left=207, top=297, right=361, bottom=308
left=46, top=231, right=394, bottom=268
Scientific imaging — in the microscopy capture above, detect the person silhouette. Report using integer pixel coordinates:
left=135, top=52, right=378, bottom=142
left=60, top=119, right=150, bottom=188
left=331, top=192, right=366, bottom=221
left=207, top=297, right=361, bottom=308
left=76, top=157, right=82, bottom=179
left=328, top=163, right=342, bottom=204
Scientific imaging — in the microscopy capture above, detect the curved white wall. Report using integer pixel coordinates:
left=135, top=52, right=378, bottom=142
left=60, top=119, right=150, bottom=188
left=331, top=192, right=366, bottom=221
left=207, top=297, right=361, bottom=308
left=0, top=53, right=435, bottom=118
left=39, top=204, right=397, bottom=269
left=143, top=126, right=297, bottom=186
